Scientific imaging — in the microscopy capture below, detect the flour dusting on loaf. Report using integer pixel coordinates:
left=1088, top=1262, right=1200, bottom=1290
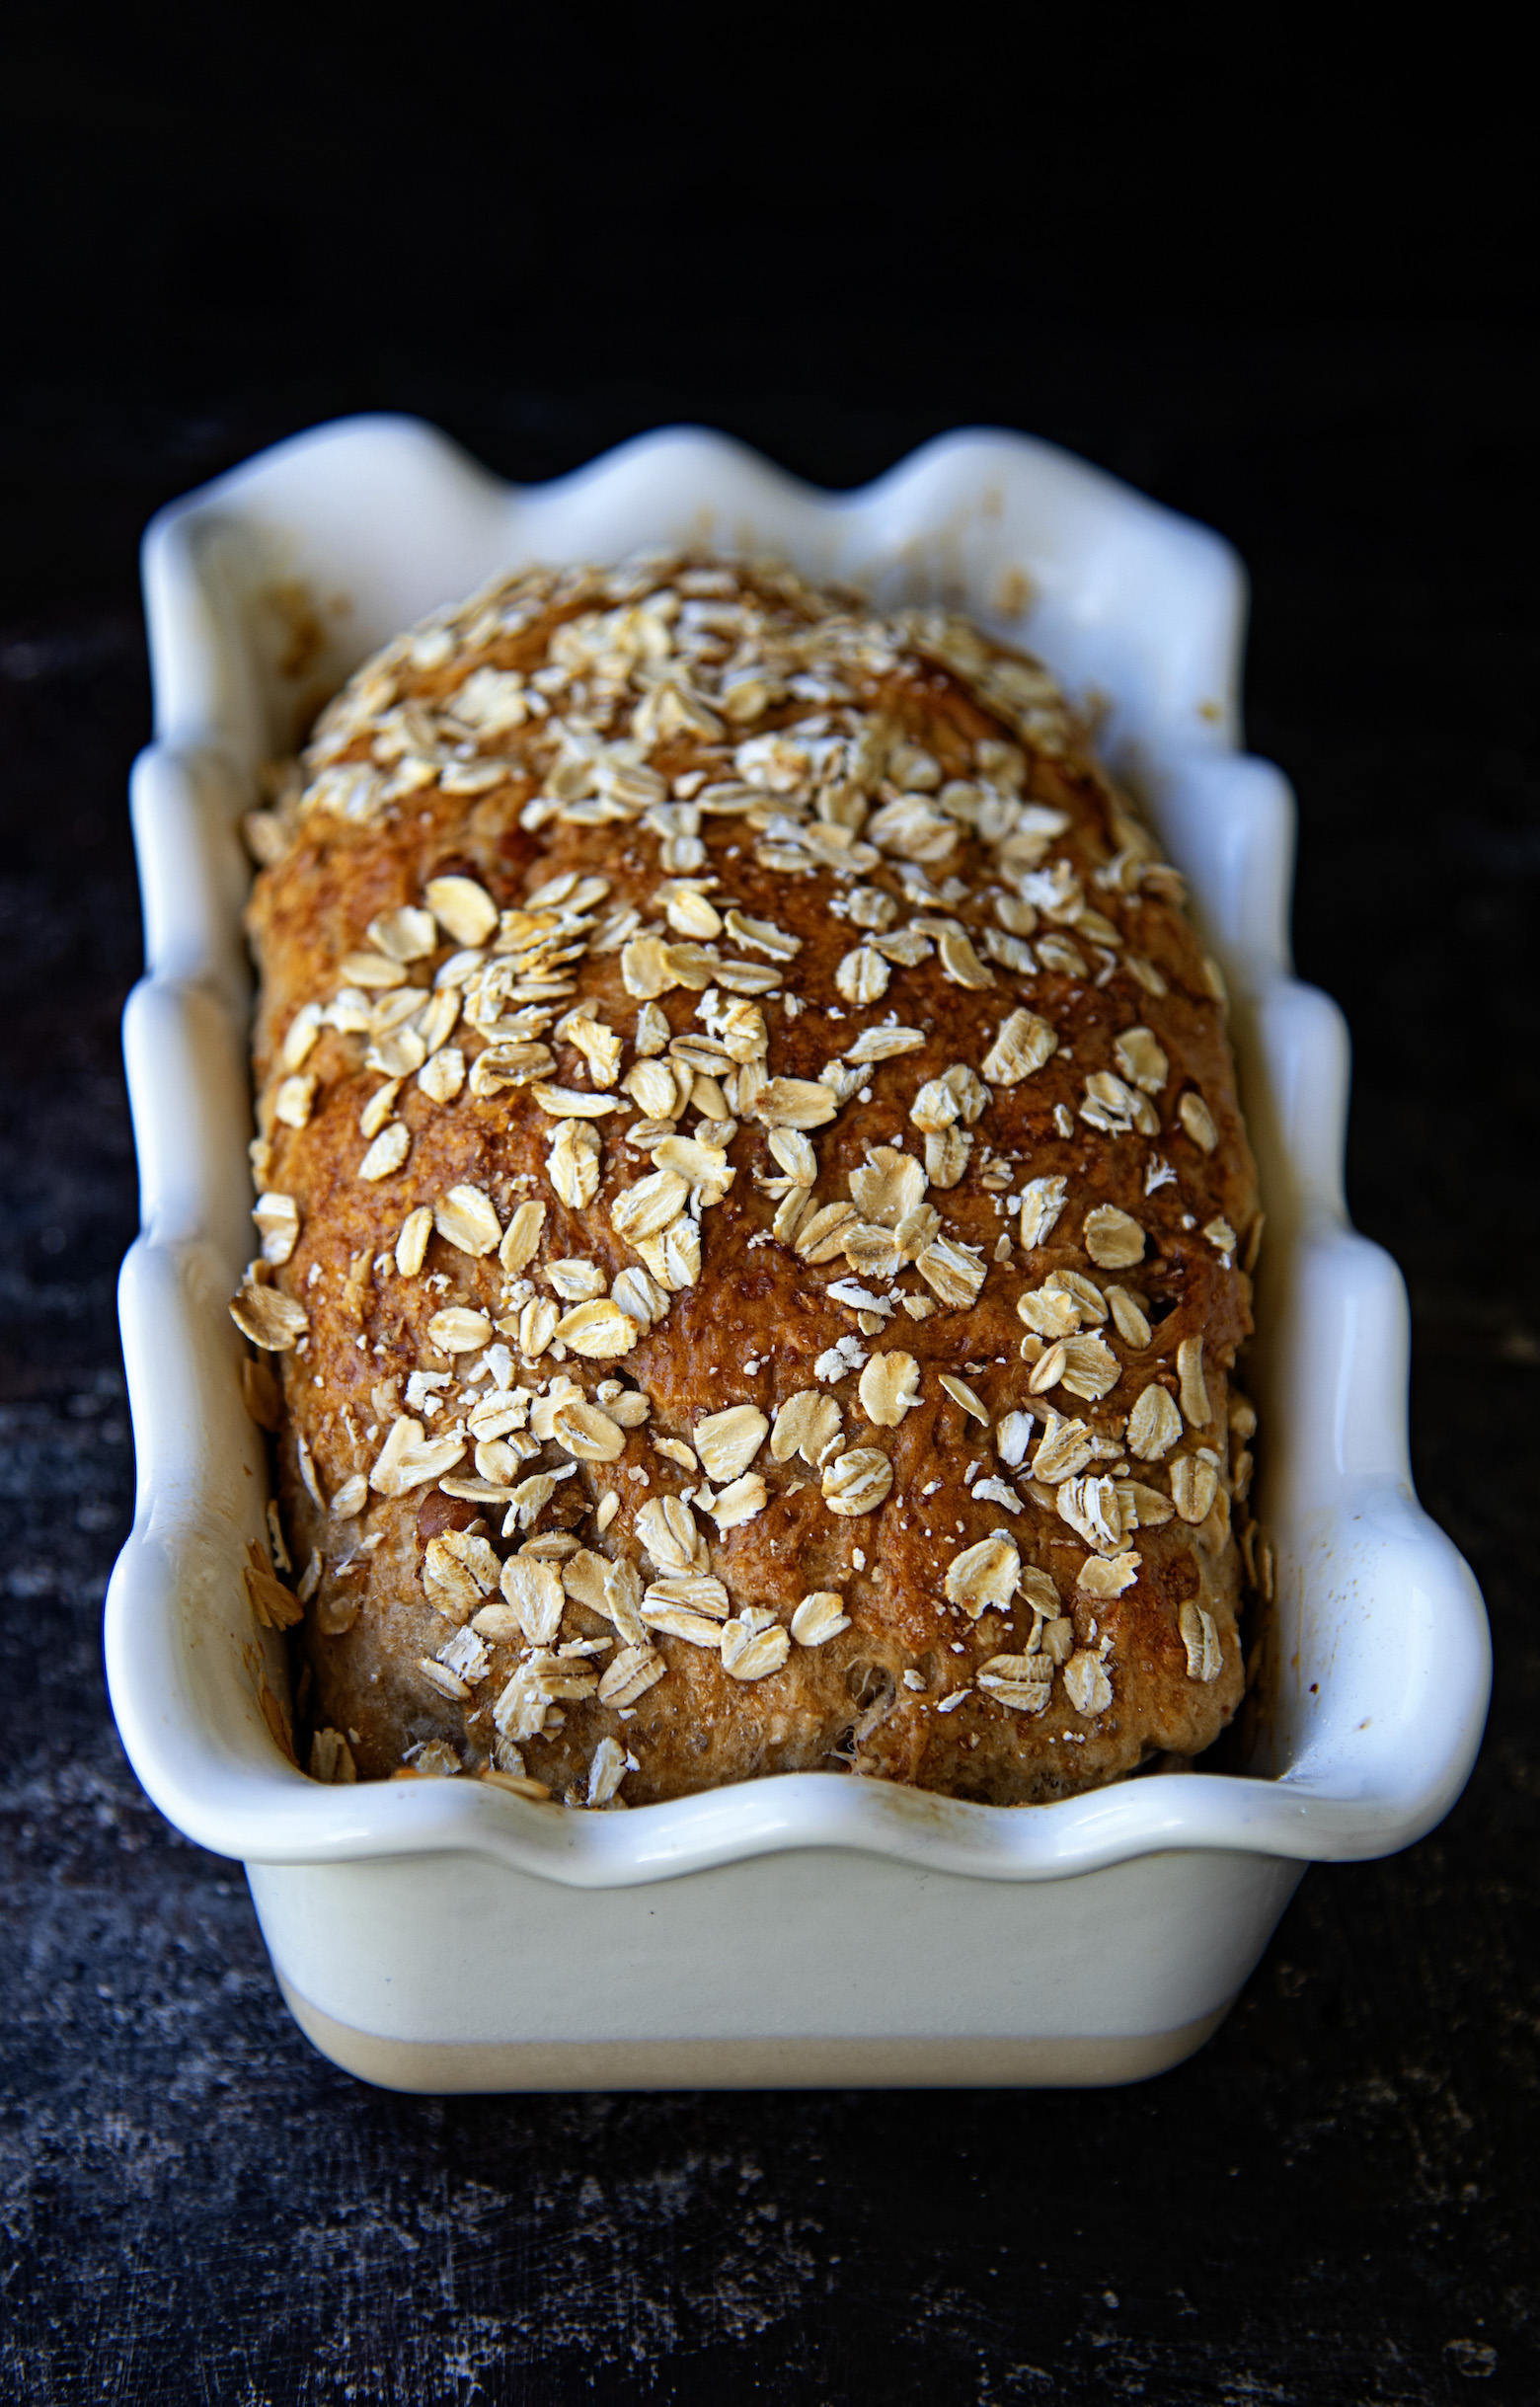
left=233, top=555, right=1268, bottom=1807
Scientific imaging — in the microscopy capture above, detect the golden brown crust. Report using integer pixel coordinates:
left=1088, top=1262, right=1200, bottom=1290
left=232, top=557, right=1262, bottom=1808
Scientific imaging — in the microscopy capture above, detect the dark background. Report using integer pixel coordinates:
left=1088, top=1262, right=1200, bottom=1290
left=2, top=14, right=1537, bottom=2402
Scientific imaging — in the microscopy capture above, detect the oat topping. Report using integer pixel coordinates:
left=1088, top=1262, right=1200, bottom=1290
left=1063, top=1651, right=1114, bottom=1717
left=945, top=1532, right=1021, bottom=1617
left=1018, top=1176, right=1067, bottom=1251
left=821, top=1447, right=894, bottom=1515
left=790, top=1591, right=851, bottom=1646
left=235, top=551, right=1262, bottom=1806
left=1180, top=1597, right=1224, bottom=1682
left=857, top=1351, right=921, bottom=1427
left=252, top=1192, right=300, bottom=1266
left=980, top=1008, right=1057, bottom=1086
left=694, top=1405, right=769, bottom=1481
left=1105, top=1284, right=1152, bottom=1347
left=721, top=1609, right=791, bottom=1681
left=244, top=1540, right=302, bottom=1631
left=770, top=1389, right=843, bottom=1466
left=1127, top=1383, right=1183, bottom=1462
left=230, top=1272, right=309, bottom=1353
left=1082, top=1205, right=1146, bottom=1270
left=1177, top=1337, right=1211, bottom=1428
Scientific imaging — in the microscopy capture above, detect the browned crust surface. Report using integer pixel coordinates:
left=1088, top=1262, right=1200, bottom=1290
left=233, top=557, right=1263, bottom=1809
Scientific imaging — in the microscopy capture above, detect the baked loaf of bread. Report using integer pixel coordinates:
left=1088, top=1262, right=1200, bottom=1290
left=232, top=554, right=1265, bottom=1809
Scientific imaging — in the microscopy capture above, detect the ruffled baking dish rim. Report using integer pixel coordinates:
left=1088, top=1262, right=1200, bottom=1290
left=107, top=416, right=1489, bottom=1893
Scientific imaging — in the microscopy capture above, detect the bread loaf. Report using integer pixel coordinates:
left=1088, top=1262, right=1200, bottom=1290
left=232, top=554, right=1264, bottom=1808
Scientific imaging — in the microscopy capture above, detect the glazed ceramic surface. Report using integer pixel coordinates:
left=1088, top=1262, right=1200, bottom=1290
left=107, top=419, right=1490, bottom=2088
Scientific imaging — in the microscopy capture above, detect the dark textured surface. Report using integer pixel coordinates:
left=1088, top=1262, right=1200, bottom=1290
left=2, top=324, right=1538, bottom=2401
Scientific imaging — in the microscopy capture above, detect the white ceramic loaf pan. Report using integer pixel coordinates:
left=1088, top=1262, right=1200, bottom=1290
left=106, top=417, right=1490, bottom=2092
